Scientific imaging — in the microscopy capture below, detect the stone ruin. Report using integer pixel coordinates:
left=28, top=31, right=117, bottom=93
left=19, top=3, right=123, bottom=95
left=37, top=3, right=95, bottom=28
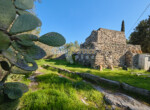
left=75, top=28, right=142, bottom=69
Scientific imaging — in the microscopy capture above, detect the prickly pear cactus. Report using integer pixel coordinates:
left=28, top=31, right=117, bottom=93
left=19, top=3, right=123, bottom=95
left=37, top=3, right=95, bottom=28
left=0, top=0, right=66, bottom=102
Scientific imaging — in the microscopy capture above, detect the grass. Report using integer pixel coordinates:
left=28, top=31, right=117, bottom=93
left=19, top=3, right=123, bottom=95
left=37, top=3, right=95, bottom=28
left=37, top=59, right=150, bottom=91
left=3, top=58, right=149, bottom=109
left=16, top=66, right=107, bottom=110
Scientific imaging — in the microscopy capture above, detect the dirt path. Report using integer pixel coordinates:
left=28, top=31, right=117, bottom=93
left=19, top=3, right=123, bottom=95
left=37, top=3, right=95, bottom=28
left=28, top=70, right=44, bottom=91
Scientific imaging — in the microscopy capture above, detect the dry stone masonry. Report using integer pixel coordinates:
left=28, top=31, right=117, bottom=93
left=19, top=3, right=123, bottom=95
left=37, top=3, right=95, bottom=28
left=76, top=28, right=142, bottom=69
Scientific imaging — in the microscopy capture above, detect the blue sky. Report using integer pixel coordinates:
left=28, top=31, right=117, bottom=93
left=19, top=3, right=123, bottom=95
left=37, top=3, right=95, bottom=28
left=35, top=0, right=150, bottom=44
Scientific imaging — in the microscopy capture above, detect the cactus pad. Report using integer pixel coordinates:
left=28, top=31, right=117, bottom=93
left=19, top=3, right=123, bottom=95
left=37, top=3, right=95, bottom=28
left=39, top=32, right=66, bottom=47
left=4, top=82, right=28, bottom=93
left=0, top=0, right=16, bottom=30
left=0, top=0, right=66, bottom=102
left=16, top=34, right=38, bottom=47
left=24, top=45, right=46, bottom=60
left=11, top=66, right=32, bottom=75
left=4, top=87, right=22, bottom=100
left=16, top=34, right=38, bottom=41
left=2, top=48, right=17, bottom=64
left=9, top=13, right=42, bottom=35
left=17, top=40, right=35, bottom=47
left=2, top=48, right=38, bottom=71
left=12, top=42, right=46, bottom=60
left=16, top=10, right=30, bottom=15
left=14, top=0, right=34, bottom=10
left=0, top=31, right=11, bottom=51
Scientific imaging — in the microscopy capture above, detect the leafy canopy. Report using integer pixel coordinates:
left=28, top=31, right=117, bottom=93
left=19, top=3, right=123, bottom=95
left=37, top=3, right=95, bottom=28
left=129, top=16, right=150, bottom=53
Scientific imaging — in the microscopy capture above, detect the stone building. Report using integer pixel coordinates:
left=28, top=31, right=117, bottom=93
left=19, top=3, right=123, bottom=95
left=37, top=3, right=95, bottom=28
left=75, top=28, right=142, bottom=69
left=138, top=54, right=150, bottom=70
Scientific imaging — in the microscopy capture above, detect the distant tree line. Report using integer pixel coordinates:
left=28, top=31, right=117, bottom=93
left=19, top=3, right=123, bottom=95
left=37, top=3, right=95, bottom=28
left=129, top=16, right=150, bottom=53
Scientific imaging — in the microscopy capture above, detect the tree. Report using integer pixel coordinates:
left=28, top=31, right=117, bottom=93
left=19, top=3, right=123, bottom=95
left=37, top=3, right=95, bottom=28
left=74, top=41, right=80, bottom=48
left=63, top=41, right=80, bottom=64
left=129, top=16, right=150, bottom=53
left=121, top=20, right=125, bottom=32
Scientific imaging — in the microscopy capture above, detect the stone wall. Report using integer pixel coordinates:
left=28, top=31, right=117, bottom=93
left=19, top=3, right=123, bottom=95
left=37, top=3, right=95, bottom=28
left=125, top=45, right=142, bottom=68
left=138, top=54, right=150, bottom=70
left=75, top=53, right=96, bottom=67
left=76, top=28, right=142, bottom=69
left=97, top=28, right=126, bottom=45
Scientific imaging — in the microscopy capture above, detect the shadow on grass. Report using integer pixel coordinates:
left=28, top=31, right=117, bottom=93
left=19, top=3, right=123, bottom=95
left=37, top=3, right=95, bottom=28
left=44, top=59, right=150, bottom=91
left=45, top=59, right=90, bottom=69
left=36, top=73, right=94, bottom=92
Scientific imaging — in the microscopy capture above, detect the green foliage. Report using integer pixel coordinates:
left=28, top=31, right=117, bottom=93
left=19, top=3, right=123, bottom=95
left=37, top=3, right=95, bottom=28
left=63, top=41, right=80, bottom=64
left=0, top=0, right=16, bottom=30
left=4, top=87, right=23, bottom=100
left=3, top=82, right=28, bottom=99
left=9, top=13, right=42, bottom=34
left=16, top=34, right=38, bottom=47
left=14, top=0, right=34, bottom=10
left=0, top=31, right=11, bottom=51
left=16, top=9, right=30, bottom=15
left=72, top=54, right=76, bottom=63
left=4, top=82, right=28, bottom=93
left=129, top=16, right=150, bottom=53
left=0, top=0, right=65, bottom=71
left=0, top=0, right=66, bottom=102
left=2, top=48, right=17, bottom=64
left=17, top=39, right=34, bottom=47
left=142, top=37, right=150, bottom=53
left=12, top=42, right=46, bottom=60
left=16, top=34, right=38, bottom=41
left=24, top=45, right=46, bottom=60
left=39, top=32, right=66, bottom=47
left=2, top=48, right=38, bottom=71
left=121, top=20, right=125, bottom=32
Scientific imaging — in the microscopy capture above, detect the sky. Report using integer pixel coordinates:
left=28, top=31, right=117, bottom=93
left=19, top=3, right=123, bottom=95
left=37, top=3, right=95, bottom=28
left=35, top=0, right=150, bottom=44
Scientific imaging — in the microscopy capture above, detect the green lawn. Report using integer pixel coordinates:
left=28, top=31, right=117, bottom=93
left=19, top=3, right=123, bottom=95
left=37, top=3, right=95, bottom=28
left=37, top=59, right=150, bottom=91
left=5, top=64, right=107, bottom=110
left=19, top=68, right=106, bottom=110
left=2, top=58, right=149, bottom=110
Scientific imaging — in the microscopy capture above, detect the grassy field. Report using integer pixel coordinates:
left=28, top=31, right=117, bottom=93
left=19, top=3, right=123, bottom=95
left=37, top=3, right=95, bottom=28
left=37, top=59, right=150, bottom=91
left=2, top=58, right=149, bottom=110
left=5, top=64, right=108, bottom=110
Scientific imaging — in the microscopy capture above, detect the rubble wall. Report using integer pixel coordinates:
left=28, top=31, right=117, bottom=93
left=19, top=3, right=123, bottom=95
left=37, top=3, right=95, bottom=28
left=75, top=28, right=142, bottom=68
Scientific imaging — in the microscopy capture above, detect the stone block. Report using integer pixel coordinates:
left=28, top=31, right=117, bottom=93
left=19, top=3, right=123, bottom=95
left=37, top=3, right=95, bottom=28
left=121, top=83, right=150, bottom=97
